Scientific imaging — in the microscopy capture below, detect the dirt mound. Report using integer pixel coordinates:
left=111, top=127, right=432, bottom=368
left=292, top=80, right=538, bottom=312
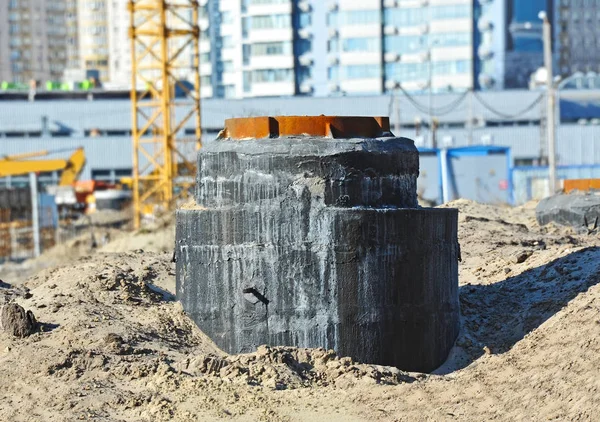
left=176, top=346, right=416, bottom=390
left=0, top=199, right=599, bottom=421
left=99, top=219, right=175, bottom=254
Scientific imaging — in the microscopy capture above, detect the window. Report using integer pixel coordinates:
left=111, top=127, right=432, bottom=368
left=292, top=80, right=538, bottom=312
left=385, top=62, right=427, bottom=82
left=432, top=60, right=470, bottom=75
left=251, top=14, right=291, bottom=29
left=298, top=12, right=311, bottom=28
left=328, top=65, right=339, bottom=80
left=430, top=5, right=470, bottom=19
left=339, top=10, right=380, bottom=25
left=384, top=8, right=425, bottom=26
left=220, top=36, right=234, bottom=49
left=200, top=52, right=210, bottom=62
left=251, top=41, right=292, bottom=56
left=342, top=64, right=380, bottom=79
left=223, top=84, right=236, bottom=98
left=328, top=38, right=339, bottom=52
left=249, top=0, right=289, bottom=3
left=242, top=17, right=250, bottom=38
left=252, top=68, right=293, bottom=83
left=243, top=44, right=251, bottom=65
left=92, top=169, right=111, bottom=180
left=220, top=11, right=233, bottom=24
left=384, top=35, right=424, bottom=54
left=327, top=11, right=338, bottom=26
left=222, top=60, right=234, bottom=72
left=115, top=169, right=132, bottom=178
left=342, top=37, right=379, bottom=52
left=243, top=71, right=252, bottom=92
left=200, top=75, right=211, bottom=86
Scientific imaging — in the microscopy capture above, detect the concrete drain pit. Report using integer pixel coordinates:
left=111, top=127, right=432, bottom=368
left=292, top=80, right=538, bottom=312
left=176, top=116, right=459, bottom=372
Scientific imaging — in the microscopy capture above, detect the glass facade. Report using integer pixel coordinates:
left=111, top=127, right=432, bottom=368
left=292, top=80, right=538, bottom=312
left=556, top=0, right=600, bottom=75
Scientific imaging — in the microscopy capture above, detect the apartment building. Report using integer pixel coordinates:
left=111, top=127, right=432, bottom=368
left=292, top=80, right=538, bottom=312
left=555, top=0, right=600, bottom=77
left=106, top=0, right=130, bottom=87
left=474, top=0, right=552, bottom=90
left=327, top=0, right=474, bottom=95
left=0, top=0, right=69, bottom=83
left=200, top=0, right=306, bottom=98
left=0, top=0, right=10, bottom=82
left=203, top=0, right=475, bottom=98
left=77, top=0, right=109, bottom=81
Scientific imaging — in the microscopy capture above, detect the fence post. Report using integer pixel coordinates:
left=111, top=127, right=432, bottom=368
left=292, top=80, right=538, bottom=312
left=29, top=173, right=41, bottom=258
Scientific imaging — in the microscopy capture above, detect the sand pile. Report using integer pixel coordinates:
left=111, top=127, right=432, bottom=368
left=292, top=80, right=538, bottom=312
left=176, top=346, right=416, bottom=391
left=99, top=215, right=175, bottom=254
left=0, top=199, right=599, bottom=421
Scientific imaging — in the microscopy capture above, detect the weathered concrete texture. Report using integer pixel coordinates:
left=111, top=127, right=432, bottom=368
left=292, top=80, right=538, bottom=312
left=177, top=135, right=460, bottom=373
left=177, top=207, right=459, bottom=372
left=196, top=137, right=419, bottom=209
left=536, top=192, right=600, bottom=228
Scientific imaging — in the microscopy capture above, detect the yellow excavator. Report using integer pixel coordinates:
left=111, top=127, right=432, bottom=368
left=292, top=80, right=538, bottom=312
left=0, top=147, right=86, bottom=184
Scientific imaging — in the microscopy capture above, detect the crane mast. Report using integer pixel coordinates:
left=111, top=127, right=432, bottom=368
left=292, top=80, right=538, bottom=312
left=129, top=0, right=202, bottom=229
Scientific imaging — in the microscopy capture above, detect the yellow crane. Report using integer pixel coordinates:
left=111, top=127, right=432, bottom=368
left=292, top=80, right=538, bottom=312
left=129, top=0, right=202, bottom=229
left=0, top=148, right=86, bottom=185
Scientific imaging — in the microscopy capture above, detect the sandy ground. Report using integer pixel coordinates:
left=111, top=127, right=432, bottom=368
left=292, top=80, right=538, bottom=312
left=0, top=199, right=599, bottom=421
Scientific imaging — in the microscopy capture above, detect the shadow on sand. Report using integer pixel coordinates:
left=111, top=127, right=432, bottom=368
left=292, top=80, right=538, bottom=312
left=435, top=246, right=600, bottom=374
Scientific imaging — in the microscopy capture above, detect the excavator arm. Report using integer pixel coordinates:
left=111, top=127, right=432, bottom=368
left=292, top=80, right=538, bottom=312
left=0, top=148, right=86, bottom=185
left=59, top=148, right=86, bottom=185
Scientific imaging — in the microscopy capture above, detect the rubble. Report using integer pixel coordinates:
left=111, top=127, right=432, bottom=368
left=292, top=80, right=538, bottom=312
left=1, top=303, right=37, bottom=337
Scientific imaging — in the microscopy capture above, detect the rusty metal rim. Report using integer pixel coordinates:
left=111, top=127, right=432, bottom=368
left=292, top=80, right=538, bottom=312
left=219, top=116, right=393, bottom=140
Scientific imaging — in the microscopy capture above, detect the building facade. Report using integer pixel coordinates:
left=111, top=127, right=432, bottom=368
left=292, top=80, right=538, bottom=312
left=0, top=0, right=10, bottom=82
left=203, top=0, right=475, bottom=98
left=504, top=0, right=551, bottom=88
left=0, top=0, right=69, bottom=83
left=554, top=0, right=600, bottom=77
left=474, top=0, right=552, bottom=90
left=330, top=0, right=474, bottom=95
left=106, top=0, right=130, bottom=87
left=77, top=0, right=109, bottom=81
left=0, top=0, right=566, bottom=94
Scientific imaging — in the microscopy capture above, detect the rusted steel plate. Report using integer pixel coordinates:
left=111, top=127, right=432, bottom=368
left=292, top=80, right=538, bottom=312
left=564, top=179, right=600, bottom=193
left=220, top=116, right=392, bottom=140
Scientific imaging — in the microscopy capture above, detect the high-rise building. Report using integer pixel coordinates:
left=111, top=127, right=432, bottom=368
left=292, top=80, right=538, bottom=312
left=77, top=0, right=109, bottom=81
left=0, top=0, right=69, bottom=83
left=0, top=0, right=560, bottom=94
left=474, top=0, right=552, bottom=90
left=0, top=0, right=11, bottom=82
left=505, top=0, right=551, bottom=88
left=65, top=0, right=80, bottom=71
left=554, top=0, right=600, bottom=77
left=204, top=0, right=475, bottom=99
left=329, top=0, right=474, bottom=95
left=107, top=0, right=130, bottom=87
left=201, top=0, right=308, bottom=99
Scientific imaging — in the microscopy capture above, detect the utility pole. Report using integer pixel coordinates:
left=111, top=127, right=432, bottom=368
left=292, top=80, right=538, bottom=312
left=29, top=172, right=40, bottom=258
left=467, top=88, right=474, bottom=145
left=395, top=89, right=401, bottom=137
left=541, top=11, right=557, bottom=194
left=428, top=48, right=435, bottom=148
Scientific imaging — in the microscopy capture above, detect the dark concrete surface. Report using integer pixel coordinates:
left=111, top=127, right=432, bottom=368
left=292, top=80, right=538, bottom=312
left=176, top=135, right=460, bottom=372
left=536, top=192, right=600, bottom=229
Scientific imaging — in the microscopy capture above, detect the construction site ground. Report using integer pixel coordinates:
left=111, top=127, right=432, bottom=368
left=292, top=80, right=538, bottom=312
left=0, top=199, right=599, bottom=421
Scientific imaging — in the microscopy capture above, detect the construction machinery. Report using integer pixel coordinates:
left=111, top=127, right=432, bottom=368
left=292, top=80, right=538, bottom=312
left=0, top=147, right=86, bottom=185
